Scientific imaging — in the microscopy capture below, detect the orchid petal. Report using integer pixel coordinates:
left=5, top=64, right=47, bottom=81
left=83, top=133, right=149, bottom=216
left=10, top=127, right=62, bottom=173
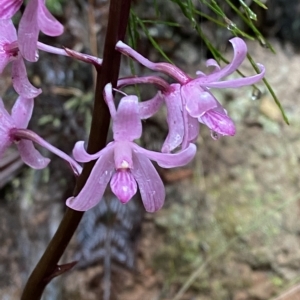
left=18, top=0, right=39, bottom=62
left=113, top=95, right=142, bottom=142
left=17, top=139, right=50, bottom=169
left=73, top=141, right=115, bottom=163
left=131, top=151, right=165, bottom=213
left=116, top=41, right=191, bottom=84
left=11, top=96, right=34, bottom=128
left=0, top=0, right=23, bottom=19
left=13, top=128, right=82, bottom=175
left=199, top=110, right=236, bottom=136
left=0, top=60, right=10, bottom=75
left=0, top=97, right=14, bottom=126
left=0, top=98, right=14, bottom=157
left=204, top=63, right=265, bottom=88
left=139, top=91, right=164, bottom=119
left=161, top=84, right=184, bottom=153
left=66, top=147, right=115, bottom=211
left=110, top=170, right=137, bottom=203
left=37, top=0, right=64, bottom=36
left=0, top=19, right=17, bottom=73
left=182, top=83, right=218, bottom=118
left=103, top=83, right=116, bottom=118
left=0, top=52, right=10, bottom=74
left=133, top=143, right=196, bottom=168
left=0, top=139, right=11, bottom=159
left=12, top=57, right=42, bottom=98
left=196, top=70, right=205, bottom=77
left=205, top=58, right=221, bottom=72
left=0, top=18, right=17, bottom=44
left=187, top=115, right=200, bottom=143
left=196, top=37, right=247, bottom=84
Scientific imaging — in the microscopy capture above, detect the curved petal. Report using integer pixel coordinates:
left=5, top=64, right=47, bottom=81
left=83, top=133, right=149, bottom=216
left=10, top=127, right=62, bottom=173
left=132, top=142, right=196, bottom=168
left=12, top=57, right=42, bottom=98
left=199, top=109, right=236, bottom=136
left=161, top=84, right=184, bottom=153
left=204, top=64, right=265, bottom=89
left=195, top=37, right=247, bottom=84
left=18, top=0, right=39, bottom=62
left=131, top=151, right=165, bottom=213
left=103, top=83, right=116, bottom=118
left=66, top=147, right=115, bottom=211
left=12, top=128, right=82, bottom=175
left=0, top=0, right=23, bottom=19
left=72, top=141, right=115, bottom=163
left=205, top=58, right=221, bottom=72
left=11, top=96, right=34, bottom=128
left=196, top=59, right=221, bottom=77
left=110, top=170, right=137, bottom=203
left=139, top=91, right=164, bottom=119
left=37, top=0, right=64, bottom=36
left=182, top=83, right=218, bottom=118
left=196, top=70, right=205, bottom=77
left=113, top=95, right=142, bottom=142
left=116, top=41, right=191, bottom=83
left=17, top=139, right=50, bottom=169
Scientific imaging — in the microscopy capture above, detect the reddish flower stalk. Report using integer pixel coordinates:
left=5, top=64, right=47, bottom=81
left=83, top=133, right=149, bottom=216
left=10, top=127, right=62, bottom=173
left=20, top=0, right=132, bottom=299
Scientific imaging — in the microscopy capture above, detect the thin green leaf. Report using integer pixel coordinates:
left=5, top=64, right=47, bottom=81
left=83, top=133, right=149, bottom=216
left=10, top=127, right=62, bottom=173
left=224, top=17, right=255, bottom=40
left=132, top=12, right=174, bottom=64
left=252, top=0, right=268, bottom=9
left=193, top=10, right=226, bottom=27
left=128, top=10, right=139, bottom=48
left=169, top=0, right=190, bottom=18
left=224, top=0, right=275, bottom=52
left=142, top=20, right=180, bottom=27
left=239, top=0, right=257, bottom=21
left=199, top=0, right=255, bottom=40
left=202, top=0, right=225, bottom=17
left=247, top=54, right=289, bottom=124
left=154, top=0, right=160, bottom=17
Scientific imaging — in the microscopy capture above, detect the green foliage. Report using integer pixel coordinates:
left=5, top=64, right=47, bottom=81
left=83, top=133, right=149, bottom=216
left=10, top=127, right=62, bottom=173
left=63, top=92, right=94, bottom=134
left=129, top=0, right=288, bottom=124
left=46, top=0, right=65, bottom=15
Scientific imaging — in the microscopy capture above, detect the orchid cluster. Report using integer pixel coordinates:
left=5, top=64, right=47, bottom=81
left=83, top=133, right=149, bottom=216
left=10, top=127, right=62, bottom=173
left=0, top=0, right=265, bottom=213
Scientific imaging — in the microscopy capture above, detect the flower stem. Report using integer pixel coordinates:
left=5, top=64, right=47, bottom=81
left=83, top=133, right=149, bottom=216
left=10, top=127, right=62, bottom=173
left=118, top=75, right=170, bottom=92
left=21, top=1, right=132, bottom=299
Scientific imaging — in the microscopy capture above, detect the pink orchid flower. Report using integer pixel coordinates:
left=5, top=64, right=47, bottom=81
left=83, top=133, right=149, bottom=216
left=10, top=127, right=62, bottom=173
left=0, top=19, right=101, bottom=98
left=66, top=83, right=196, bottom=213
left=117, top=76, right=199, bottom=153
left=18, top=0, right=64, bottom=62
left=0, top=19, right=41, bottom=98
left=0, top=96, right=82, bottom=174
left=116, top=37, right=265, bottom=148
left=0, top=0, right=64, bottom=61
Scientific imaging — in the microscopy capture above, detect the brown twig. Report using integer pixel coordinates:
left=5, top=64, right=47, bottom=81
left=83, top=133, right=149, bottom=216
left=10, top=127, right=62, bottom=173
left=21, top=0, right=132, bottom=299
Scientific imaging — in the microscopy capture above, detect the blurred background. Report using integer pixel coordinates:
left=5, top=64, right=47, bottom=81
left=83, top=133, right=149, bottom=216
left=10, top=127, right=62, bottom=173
left=1, top=0, right=300, bottom=299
